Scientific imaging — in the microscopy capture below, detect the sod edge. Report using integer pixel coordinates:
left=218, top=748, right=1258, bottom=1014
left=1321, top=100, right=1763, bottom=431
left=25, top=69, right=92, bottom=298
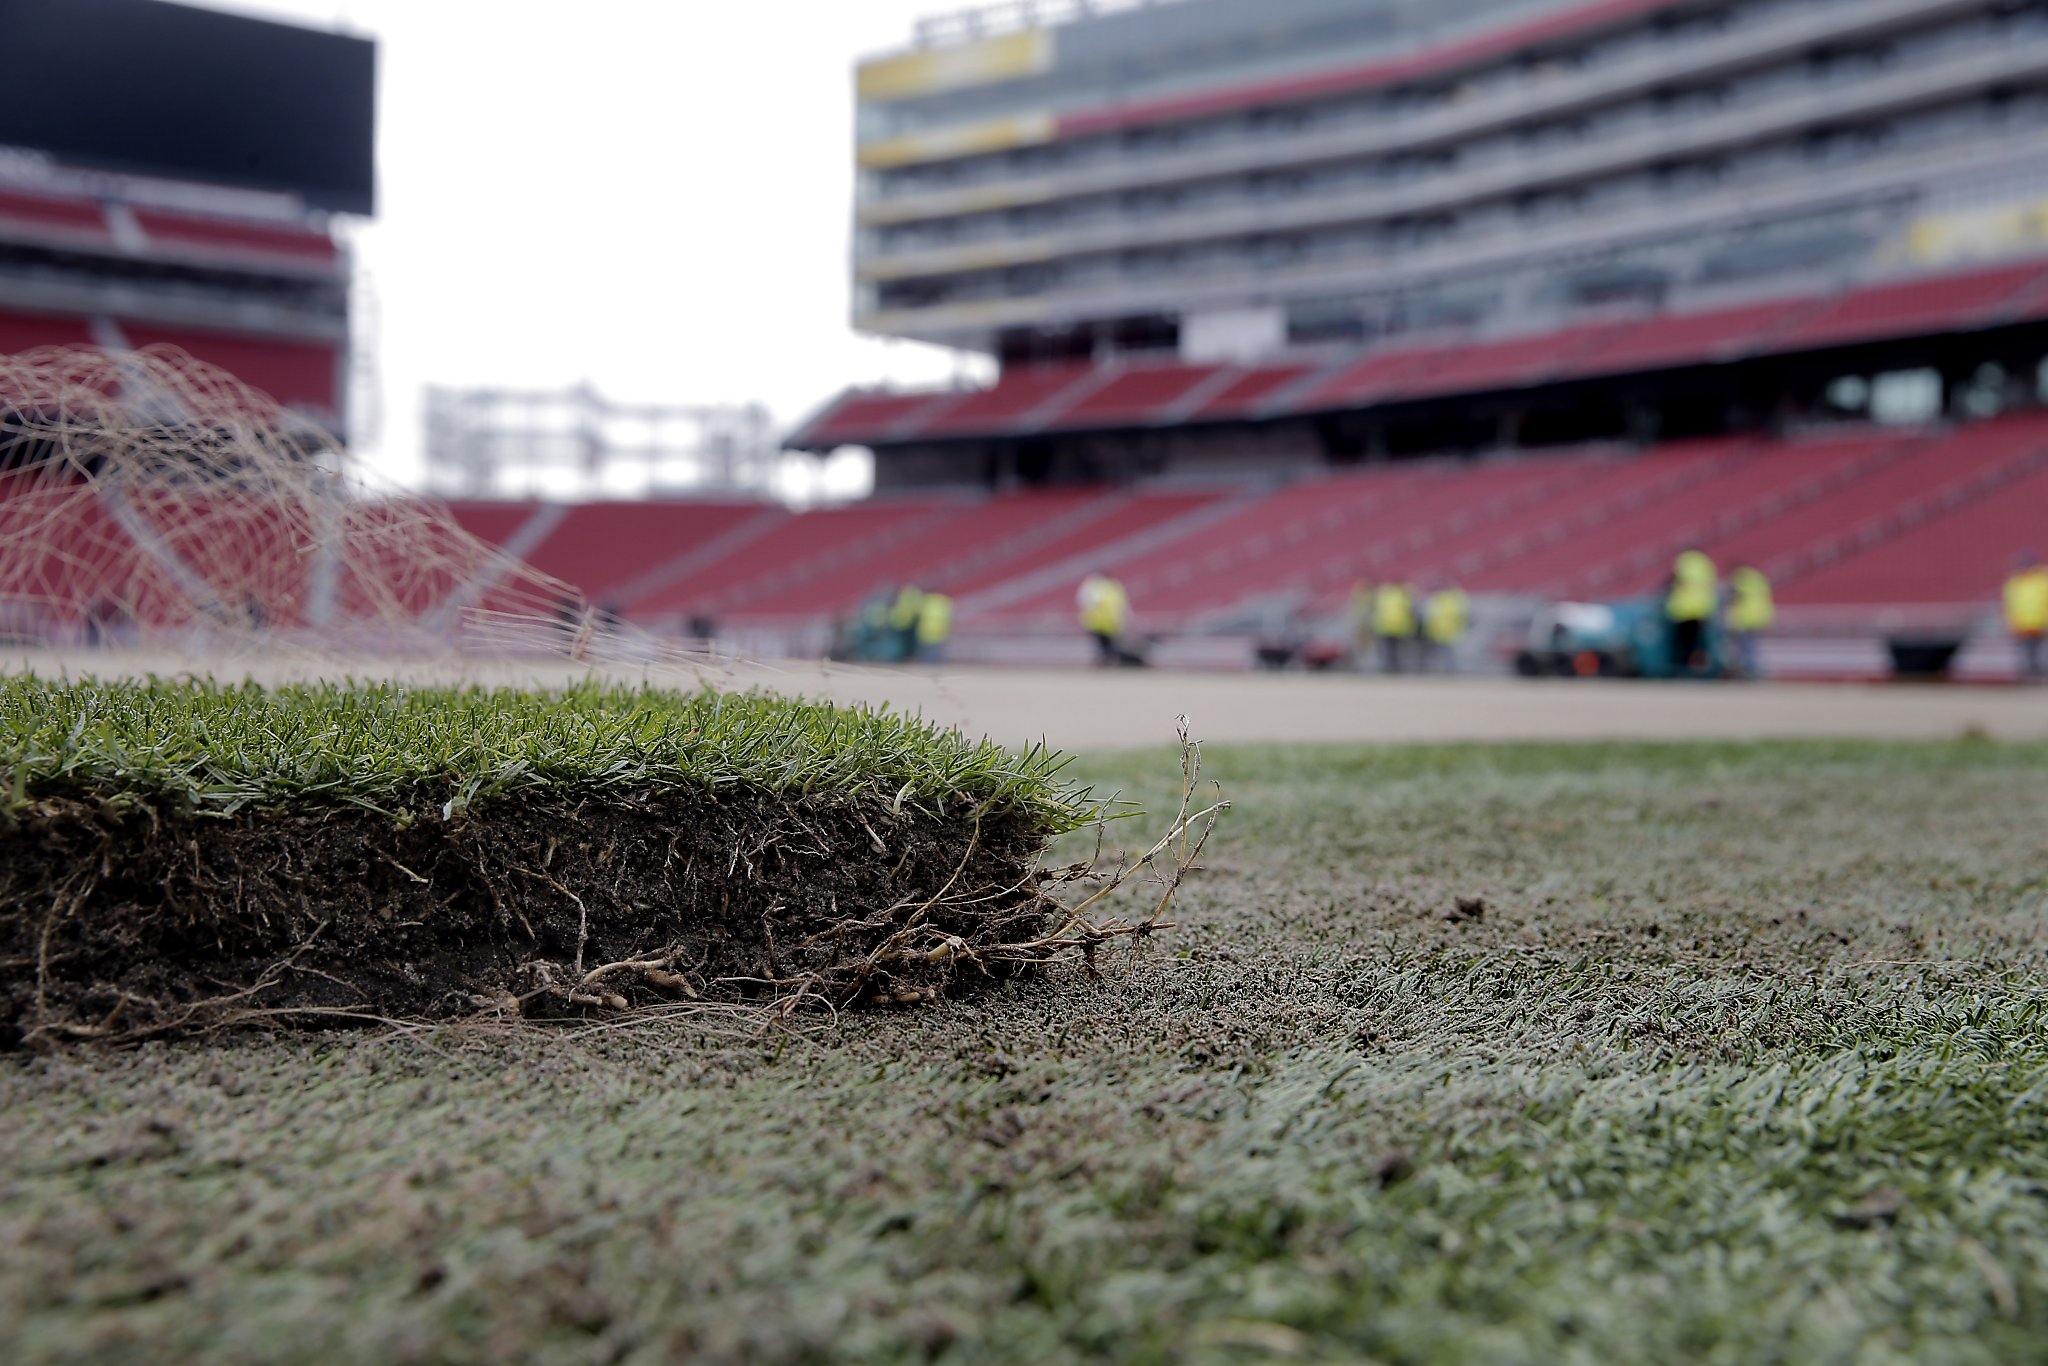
left=1, top=678, right=1094, bottom=1044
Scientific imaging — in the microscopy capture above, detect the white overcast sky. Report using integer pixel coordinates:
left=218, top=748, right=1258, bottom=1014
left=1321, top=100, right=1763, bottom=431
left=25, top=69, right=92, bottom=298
left=193, top=0, right=998, bottom=492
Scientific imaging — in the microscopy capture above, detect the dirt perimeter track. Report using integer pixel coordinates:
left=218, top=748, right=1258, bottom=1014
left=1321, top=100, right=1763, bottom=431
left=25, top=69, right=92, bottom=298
left=735, top=665, right=2048, bottom=750
left=10, top=648, right=2047, bottom=751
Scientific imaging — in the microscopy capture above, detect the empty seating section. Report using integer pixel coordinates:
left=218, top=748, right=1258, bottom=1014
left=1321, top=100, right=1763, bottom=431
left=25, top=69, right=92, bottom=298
left=801, top=255, right=2048, bottom=454
left=1578, top=433, right=1899, bottom=595
left=633, top=500, right=945, bottom=617
left=1102, top=468, right=1441, bottom=613
left=510, top=501, right=774, bottom=609
left=1310, top=456, right=1611, bottom=602
left=1150, top=460, right=1582, bottom=613
left=1565, top=298, right=1804, bottom=375
left=943, top=488, right=1227, bottom=600
left=912, top=364, right=1093, bottom=437
left=786, top=487, right=1108, bottom=601
left=731, top=493, right=1094, bottom=616
left=0, top=470, right=161, bottom=626
left=444, top=417, right=2048, bottom=623
left=130, top=209, right=337, bottom=266
left=0, top=189, right=109, bottom=241
left=10, top=416, right=2048, bottom=634
left=444, top=501, right=543, bottom=552
left=120, top=324, right=340, bottom=414
left=0, top=310, right=94, bottom=354
left=1188, top=364, right=1316, bottom=420
left=1703, top=421, right=2047, bottom=582
left=1791, top=461, right=2048, bottom=605
left=1777, top=261, right=2048, bottom=352
left=1049, top=364, right=1222, bottom=427
left=1304, top=349, right=1433, bottom=408
left=802, top=391, right=952, bottom=447
left=1387, top=320, right=1640, bottom=402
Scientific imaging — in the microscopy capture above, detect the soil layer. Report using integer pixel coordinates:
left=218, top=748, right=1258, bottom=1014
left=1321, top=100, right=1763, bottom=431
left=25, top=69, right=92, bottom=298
left=1, top=789, right=1047, bottom=1045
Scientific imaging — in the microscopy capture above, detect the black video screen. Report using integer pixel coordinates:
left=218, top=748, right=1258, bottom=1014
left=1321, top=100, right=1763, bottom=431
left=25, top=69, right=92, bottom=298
left=0, top=0, right=375, bottom=214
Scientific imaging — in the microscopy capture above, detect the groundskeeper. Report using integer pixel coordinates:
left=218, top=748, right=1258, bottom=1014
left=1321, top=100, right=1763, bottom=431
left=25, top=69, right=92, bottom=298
left=915, top=591, right=953, bottom=664
left=1373, top=582, right=1417, bottom=673
left=1422, top=584, right=1469, bottom=672
left=1077, top=571, right=1129, bottom=665
left=1726, top=565, right=1774, bottom=678
left=2006, top=552, right=2048, bottom=682
left=1665, top=548, right=1718, bottom=674
left=889, top=584, right=925, bottom=660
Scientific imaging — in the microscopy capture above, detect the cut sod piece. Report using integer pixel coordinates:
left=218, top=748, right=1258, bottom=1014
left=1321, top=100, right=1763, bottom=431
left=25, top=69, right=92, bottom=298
left=0, top=677, right=1096, bottom=1045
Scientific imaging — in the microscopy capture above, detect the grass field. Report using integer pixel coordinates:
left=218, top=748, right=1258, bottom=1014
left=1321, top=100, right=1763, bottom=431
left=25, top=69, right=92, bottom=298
left=5, top=735, right=2048, bottom=1362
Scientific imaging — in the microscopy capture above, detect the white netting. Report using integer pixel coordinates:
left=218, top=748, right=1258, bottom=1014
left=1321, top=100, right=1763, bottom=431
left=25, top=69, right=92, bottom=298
left=0, top=345, right=674, bottom=661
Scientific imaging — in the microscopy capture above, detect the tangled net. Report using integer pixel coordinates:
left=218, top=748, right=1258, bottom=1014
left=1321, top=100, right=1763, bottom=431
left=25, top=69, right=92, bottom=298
left=0, top=344, right=662, bottom=660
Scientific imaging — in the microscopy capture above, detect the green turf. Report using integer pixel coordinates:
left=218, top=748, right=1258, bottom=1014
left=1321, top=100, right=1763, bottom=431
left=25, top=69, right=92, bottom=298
left=0, top=675, right=1090, bottom=827
left=5, top=737, right=2048, bottom=1363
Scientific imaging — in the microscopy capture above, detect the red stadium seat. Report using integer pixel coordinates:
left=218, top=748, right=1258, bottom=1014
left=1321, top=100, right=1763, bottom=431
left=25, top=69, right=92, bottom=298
left=908, top=363, right=1099, bottom=438
left=0, top=309, right=95, bottom=355
left=121, top=324, right=341, bottom=414
left=0, top=188, right=110, bottom=241
left=130, top=208, right=337, bottom=266
left=1775, top=262, right=2048, bottom=352
left=1048, top=363, right=1226, bottom=428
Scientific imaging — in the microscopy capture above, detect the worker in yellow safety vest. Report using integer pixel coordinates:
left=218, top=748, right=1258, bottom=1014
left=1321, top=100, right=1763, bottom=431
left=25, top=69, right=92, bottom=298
left=2005, top=552, right=2048, bottom=682
left=1372, top=582, right=1417, bottom=674
left=1421, top=585, right=1469, bottom=673
left=1077, top=571, right=1130, bottom=665
left=1664, top=548, right=1718, bottom=675
left=1726, top=566, right=1774, bottom=679
left=915, top=591, right=953, bottom=665
left=887, top=585, right=925, bottom=662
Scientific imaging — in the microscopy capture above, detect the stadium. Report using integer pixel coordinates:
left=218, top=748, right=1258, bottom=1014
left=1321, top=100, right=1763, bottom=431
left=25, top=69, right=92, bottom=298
left=5, top=1, right=2048, bottom=1362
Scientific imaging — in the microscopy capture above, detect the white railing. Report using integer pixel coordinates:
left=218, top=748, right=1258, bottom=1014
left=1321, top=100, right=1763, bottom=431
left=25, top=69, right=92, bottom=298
left=907, top=0, right=1178, bottom=50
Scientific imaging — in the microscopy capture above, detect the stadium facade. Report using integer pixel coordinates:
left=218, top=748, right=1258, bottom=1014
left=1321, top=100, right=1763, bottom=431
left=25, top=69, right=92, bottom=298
left=0, top=0, right=371, bottom=439
left=798, top=0, right=2048, bottom=489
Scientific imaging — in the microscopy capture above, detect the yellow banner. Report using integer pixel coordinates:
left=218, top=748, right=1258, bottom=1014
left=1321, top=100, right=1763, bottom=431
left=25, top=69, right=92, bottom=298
left=858, top=30, right=1050, bottom=102
left=857, top=113, right=1055, bottom=170
left=1903, top=197, right=2048, bottom=264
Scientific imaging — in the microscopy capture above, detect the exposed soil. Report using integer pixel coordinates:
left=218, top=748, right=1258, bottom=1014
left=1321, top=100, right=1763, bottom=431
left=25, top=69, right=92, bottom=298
left=0, top=789, right=1051, bottom=1046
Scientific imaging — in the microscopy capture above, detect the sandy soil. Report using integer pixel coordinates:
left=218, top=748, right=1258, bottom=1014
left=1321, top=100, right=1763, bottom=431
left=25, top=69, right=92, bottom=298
left=10, top=646, right=2046, bottom=751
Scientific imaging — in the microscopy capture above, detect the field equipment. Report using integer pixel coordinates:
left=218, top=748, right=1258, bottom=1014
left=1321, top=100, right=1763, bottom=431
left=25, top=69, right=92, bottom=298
left=1514, top=598, right=1733, bottom=680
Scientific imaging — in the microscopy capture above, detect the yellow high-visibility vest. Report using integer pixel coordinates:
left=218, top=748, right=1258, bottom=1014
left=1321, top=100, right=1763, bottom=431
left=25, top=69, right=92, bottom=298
left=1423, top=587, right=1469, bottom=644
left=916, top=592, right=953, bottom=645
left=2007, top=568, right=2048, bottom=634
left=1373, top=584, right=1416, bottom=638
left=888, top=586, right=924, bottom=630
left=1727, top=567, right=1775, bottom=632
left=1078, top=576, right=1128, bottom=635
left=1666, top=550, right=1718, bottom=623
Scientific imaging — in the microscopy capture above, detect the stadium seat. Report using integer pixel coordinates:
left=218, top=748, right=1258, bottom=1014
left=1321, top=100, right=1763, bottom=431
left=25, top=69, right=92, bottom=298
left=0, top=188, right=111, bottom=243
left=907, top=363, right=1101, bottom=438
left=1185, top=364, right=1319, bottom=421
left=0, top=309, right=95, bottom=355
left=120, top=324, right=341, bottom=414
left=632, top=499, right=950, bottom=618
left=1775, top=262, right=2048, bottom=352
left=129, top=208, right=338, bottom=267
left=1047, top=363, right=1227, bottom=428
left=1772, top=414, right=2048, bottom=602
left=1708, top=419, right=2048, bottom=585
left=797, top=390, right=963, bottom=448
left=1567, top=298, right=1809, bottom=376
